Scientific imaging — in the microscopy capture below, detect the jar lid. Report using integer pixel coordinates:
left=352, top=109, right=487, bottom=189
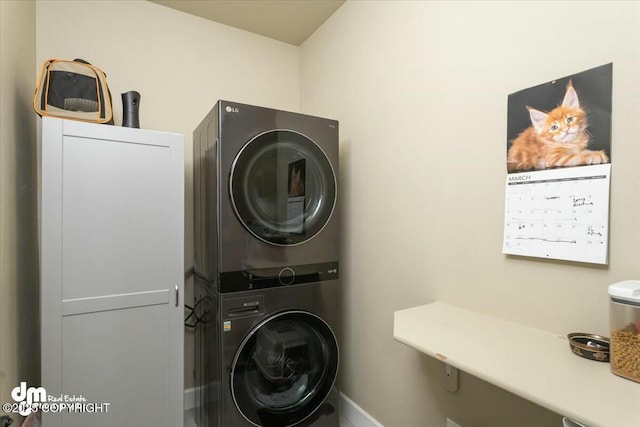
left=608, top=280, right=640, bottom=303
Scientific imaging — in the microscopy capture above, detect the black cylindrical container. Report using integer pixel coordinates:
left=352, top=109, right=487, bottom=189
left=122, top=91, right=141, bottom=128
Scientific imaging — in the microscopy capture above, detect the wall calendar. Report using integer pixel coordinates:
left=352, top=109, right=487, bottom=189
left=502, top=164, right=611, bottom=264
left=503, top=64, right=612, bottom=265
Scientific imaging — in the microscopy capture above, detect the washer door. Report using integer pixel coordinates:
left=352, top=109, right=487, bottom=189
left=230, top=311, right=339, bottom=427
left=230, top=130, right=336, bottom=246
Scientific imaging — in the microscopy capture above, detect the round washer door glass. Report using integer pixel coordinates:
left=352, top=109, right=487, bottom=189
left=231, top=311, right=339, bottom=427
left=230, top=130, right=336, bottom=245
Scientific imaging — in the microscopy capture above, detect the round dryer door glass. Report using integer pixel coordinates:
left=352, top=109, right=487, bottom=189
left=231, top=311, right=339, bottom=427
left=230, top=130, right=336, bottom=246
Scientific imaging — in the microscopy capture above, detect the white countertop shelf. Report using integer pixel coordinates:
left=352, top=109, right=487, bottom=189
left=393, top=302, right=640, bottom=427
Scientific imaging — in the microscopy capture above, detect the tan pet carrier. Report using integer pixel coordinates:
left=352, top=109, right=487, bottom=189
left=33, top=58, right=113, bottom=124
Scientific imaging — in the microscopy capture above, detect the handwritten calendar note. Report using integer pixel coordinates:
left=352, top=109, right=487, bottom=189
left=502, top=164, right=611, bottom=264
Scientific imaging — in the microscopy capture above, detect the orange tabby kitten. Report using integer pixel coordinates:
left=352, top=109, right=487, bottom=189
left=507, top=81, right=608, bottom=172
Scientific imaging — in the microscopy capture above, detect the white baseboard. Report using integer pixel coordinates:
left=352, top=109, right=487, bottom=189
left=184, top=382, right=217, bottom=411
left=185, top=388, right=384, bottom=427
left=184, top=384, right=209, bottom=411
left=184, top=386, right=198, bottom=411
left=340, top=392, right=384, bottom=427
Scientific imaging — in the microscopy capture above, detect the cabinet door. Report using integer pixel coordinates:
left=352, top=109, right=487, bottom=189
left=41, top=118, right=184, bottom=427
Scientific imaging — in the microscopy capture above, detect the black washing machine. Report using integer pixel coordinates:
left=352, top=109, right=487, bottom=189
left=203, top=281, right=340, bottom=427
left=193, top=101, right=340, bottom=427
left=194, top=100, right=339, bottom=288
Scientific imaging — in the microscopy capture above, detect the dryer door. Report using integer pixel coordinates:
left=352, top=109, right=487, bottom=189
left=230, top=311, right=339, bottom=427
left=230, top=130, right=336, bottom=246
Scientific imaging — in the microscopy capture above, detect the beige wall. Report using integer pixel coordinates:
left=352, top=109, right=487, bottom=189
left=34, top=0, right=299, bottom=389
left=6, top=0, right=640, bottom=425
left=300, top=1, right=640, bottom=426
left=0, top=0, right=38, bottom=420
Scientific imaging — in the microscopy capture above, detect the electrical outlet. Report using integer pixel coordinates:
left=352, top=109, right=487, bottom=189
left=444, top=364, right=459, bottom=392
left=446, top=418, right=462, bottom=427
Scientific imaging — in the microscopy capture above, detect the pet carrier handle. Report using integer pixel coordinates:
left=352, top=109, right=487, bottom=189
left=73, top=58, right=108, bottom=77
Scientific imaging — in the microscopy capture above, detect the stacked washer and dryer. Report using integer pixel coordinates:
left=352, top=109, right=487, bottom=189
left=193, top=101, right=340, bottom=427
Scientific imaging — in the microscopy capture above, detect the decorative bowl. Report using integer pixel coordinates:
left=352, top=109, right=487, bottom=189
left=567, top=333, right=610, bottom=362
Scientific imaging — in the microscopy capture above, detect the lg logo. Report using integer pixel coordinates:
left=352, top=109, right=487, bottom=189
left=225, top=106, right=239, bottom=113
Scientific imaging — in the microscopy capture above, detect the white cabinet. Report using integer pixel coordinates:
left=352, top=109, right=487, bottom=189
left=40, top=117, right=184, bottom=427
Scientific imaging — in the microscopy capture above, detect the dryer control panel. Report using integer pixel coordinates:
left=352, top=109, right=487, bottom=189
left=219, top=262, right=339, bottom=293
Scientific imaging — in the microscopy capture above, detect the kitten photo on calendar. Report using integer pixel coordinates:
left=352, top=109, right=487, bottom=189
left=506, top=64, right=612, bottom=173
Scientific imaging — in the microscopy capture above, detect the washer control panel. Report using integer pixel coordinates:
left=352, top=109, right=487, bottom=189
left=220, top=262, right=339, bottom=293
left=278, top=267, right=296, bottom=285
